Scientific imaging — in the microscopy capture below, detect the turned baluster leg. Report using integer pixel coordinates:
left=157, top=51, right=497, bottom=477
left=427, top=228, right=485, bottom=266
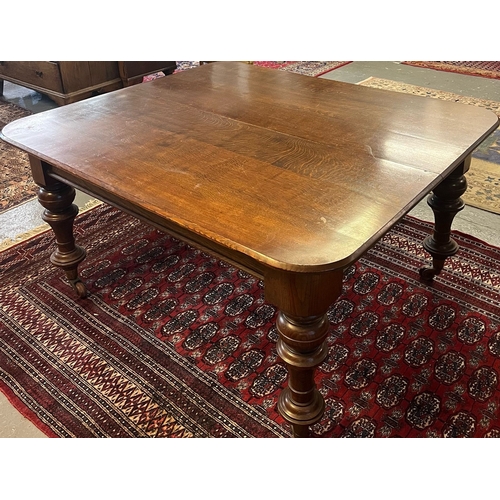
left=265, top=268, right=343, bottom=437
left=37, top=180, right=88, bottom=298
left=419, top=159, right=469, bottom=282
left=276, top=312, right=329, bottom=437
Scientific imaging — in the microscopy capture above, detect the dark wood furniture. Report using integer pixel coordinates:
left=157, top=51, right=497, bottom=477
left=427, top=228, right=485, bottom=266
left=0, top=61, right=176, bottom=105
left=1, top=62, right=498, bottom=437
left=118, top=62, right=177, bottom=87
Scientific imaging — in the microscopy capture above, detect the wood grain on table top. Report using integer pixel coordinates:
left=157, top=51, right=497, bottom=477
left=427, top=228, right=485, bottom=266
left=2, top=62, right=498, bottom=272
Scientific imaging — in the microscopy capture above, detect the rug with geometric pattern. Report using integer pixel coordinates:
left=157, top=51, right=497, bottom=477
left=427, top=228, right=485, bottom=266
left=402, top=61, right=500, bottom=80
left=173, top=61, right=351, bottom=77
left=1, top=203, right=500, bottom=437
left=0, top=101, right=33, bottom=213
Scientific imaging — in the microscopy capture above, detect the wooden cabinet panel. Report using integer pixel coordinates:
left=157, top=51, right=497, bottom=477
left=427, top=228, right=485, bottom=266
left=58, top=62, right=121, bottom=93
left=0, top=61, right=177, bottom=105
left=0, top=61, right=63, bottom=92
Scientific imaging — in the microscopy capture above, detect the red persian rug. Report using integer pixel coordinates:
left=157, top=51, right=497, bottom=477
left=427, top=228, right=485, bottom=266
left=1, top=204, right=500, bottom=438
left=251, top=61, right=351, bottom=77
left=402, top=61, right=500, bottom=80
left=155, top=61, right=351, bottom=79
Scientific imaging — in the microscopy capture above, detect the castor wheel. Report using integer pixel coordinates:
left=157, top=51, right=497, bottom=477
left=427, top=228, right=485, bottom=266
left=70, top=279, right=88, bottom=298
left=419, top=266, right=436, bottom=282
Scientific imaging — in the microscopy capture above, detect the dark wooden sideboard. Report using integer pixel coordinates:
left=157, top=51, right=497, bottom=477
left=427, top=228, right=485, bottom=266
left=0, top=61, right=177, bottom=105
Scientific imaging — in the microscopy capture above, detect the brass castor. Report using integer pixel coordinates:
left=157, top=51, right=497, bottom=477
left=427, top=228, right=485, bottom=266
left=70, top=279, right=88, bottom=299
left=419, top=266, right=437, bottom=282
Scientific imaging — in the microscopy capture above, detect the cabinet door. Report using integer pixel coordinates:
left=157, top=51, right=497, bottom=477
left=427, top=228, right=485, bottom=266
left=0, top=61, right=63, bottom=92
left=58, top=62, right=121, bottom=93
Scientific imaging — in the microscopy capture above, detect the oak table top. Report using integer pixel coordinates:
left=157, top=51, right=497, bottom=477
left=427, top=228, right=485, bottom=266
left=3, top=62, right=497, bottom=274
left=2, top=61, right=498, bottom=437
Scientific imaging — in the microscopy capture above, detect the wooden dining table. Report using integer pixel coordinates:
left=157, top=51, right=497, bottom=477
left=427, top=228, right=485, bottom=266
left=1, top=61, right=498, bottom=437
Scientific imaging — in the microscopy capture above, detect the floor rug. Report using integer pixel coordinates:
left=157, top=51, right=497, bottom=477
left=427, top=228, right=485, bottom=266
left=359, top=77, right=500, bottom=215
left=251, top=61, right=351, bottom=77
left=0, top=101, right=35, bottom=214
left=1, top=203, right=500, bottom=437
left=402, top=61, right=500, bottom=80
left=160, top=61, right=351, bottom=78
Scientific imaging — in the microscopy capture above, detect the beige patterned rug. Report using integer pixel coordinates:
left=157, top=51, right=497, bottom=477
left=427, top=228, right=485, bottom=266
left=402, top=61, right=500, bottom=81
left=0, top=101, right=35, bottom=213
left=359, top=77, right=500, bottom=215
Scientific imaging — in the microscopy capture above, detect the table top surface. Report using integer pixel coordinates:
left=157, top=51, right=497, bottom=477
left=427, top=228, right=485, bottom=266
left=2, top=62, right=498, bottom=272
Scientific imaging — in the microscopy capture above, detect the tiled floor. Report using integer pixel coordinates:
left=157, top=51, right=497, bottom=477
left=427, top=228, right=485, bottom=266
left=0, top=61, right=499, bottom=437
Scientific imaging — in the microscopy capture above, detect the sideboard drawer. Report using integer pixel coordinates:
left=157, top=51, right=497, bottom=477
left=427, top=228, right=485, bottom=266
left=0, top=61, right=63, bottom=93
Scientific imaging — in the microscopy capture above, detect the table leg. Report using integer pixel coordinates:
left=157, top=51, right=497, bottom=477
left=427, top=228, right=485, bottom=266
left=420, top=158, right=469, bottom=282
left=37, top=181, right=88, bottom=298
left=276, top=312, right=329, bottom=437
left=265, top=268, right=343, bottom=437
